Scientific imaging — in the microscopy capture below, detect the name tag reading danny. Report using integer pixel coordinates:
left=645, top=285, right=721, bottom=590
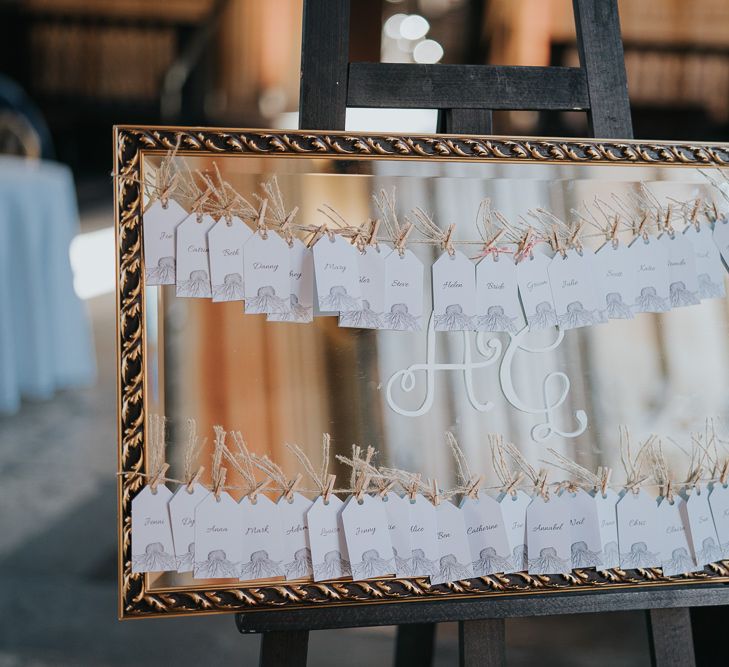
left=243, top=231, right=291, bottom=315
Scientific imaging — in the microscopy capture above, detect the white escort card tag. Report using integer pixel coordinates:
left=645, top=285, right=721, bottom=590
left=339, top=246, right=386, bottom=328
left=431, top=500, right=474, bottom=584
left=684, top=224, right=725, bottom=299
left=628, top=237, right=670, bottom=314
left=307, top=495, right=351, bottom=581
left=131, top=484, right=176, bottom=573
left=207, top=216, right=251, bottom=302
left=193, top=491, right=243, bottom=579
left=594, top=489, right=620, bottom=569
left=498, top=490, right=530, bottom=571
left=656, top=496, right=696, bottom=576
left=341, top=494, right=395, bottom=579
left=516, top=251, right=558, bottom=331
left=243, top=231, right=291, bottom=314
left=526, top=493, right=571, bottom=574
left=616, top=490, right=662, bottom=569
left=562, top=489, right=603, bottom=568
left=238, top=495, right=285, bottom=581
left=406, top=494, right=440, bottom=577
left=382, top=492, right=413, bottom=577
left=461, top=492, right=513, bottom=576
left=659, top=233, right=700, bottom=308
left=312, top=234, right=362, bottom=312
left=431, top=250, right=476, bottom=331
left=176, top=214, right=216, bottom=298
left=712, top=215, right=729, bottom=275
left=168, top=483, right=210, bottom=572
left=548, top=249, right=604, bottom=330
left=382, top=249, right=425, bottom=331
left=475, top=255, right=525, bottom=333
left=681, top=487, right=722, bottom=567
left=143, top=199, right=188, bottom=285
left=268, top=239, right=314, bottom=323
left=708, top=483, right=729, bottom=559
left=277, top=492, right=314, bottom=580
left=594, top=243, right=637, bottom=320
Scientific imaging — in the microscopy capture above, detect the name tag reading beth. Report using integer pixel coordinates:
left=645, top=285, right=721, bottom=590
left=208, top=216, right=251, bottom=302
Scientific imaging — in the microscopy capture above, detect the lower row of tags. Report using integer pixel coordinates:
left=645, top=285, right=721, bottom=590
left=131, top=480, right=729, bottom=584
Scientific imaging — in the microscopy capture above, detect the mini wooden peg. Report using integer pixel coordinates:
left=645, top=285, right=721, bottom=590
left=442, top=223, right=456, bottom=255
left=466, top=475, right=483, bottom=499
left=187, top=465, right=205, bottom=493
left=395, top=221, right=414, bottom=255
left=323, top=474, right=336, bottom=503
left=354, top=473, right=371, bottom=502
left=213, top=467, right=227, bottom=501
left=430, top=478, right=440, bottom=506
left=149, top=463, right=169, bottom=494
left=378, top=480, right=396, bottom=497
left=249, top=478, right=272, bottom=504
left=284, top=473, right=303, bottom=502
left=256, top=198, right=269, bottom=238
left=368, top=218, right=381, bottom=246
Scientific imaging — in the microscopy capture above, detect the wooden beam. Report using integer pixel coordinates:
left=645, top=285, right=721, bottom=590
left=438, top=108, right=494, bottom=134
left=394, top=623, right=436, bottom=667
left=647, top=608, right=695, bottom=667
left=458, top=619, right=506, bottom=667
left=259, top=630, right=309, bottom=667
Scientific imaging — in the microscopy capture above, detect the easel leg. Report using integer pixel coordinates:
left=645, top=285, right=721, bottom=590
left=458, top=619, right=505, bottom=667
left=647, top=608, right=695, bottom=667
left=259, top=630, right=309, bottom=667
left=394, top=623, right=436, bottom=667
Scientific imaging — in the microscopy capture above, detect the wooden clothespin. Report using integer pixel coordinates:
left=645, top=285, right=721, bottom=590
left=406, top=475, right=421, bottom=501
left=353, top=472, right=371, bottom=503
left=636, top=213, right=649, bottom=241
left=536, top=469, right=549, bottom=500
left=465, top=475, right=483, bottom=499
left=442, top=223, right=456, bottom=256
left=213, top=467, right=227, bottom=502
left=284, top=472, right=303, bottom=503
left=516, top=227, right=534, bottom=262
left=191, top=186, right=213, bottom=222
left=248, top=478, right=272, bottom=504
left=394, top=221, right=414, bottom=256
left=149, top=463, right=170, bottom=495
left=279, top=206, right=299, bottom=247
left=378, top=479, right=396, bottom=498
left=430, top=478, right=440, bottom=506
left=599, top=467, right=612, bottom=497
left=368, top=218, right=381, bottom=247
left=186, top=465, right=205, bottom=494
left=255, top=198, right=269, bottom=238
left=322, top=474, right=336, bottom=504
left=690, top=199, right=701, bottom=231
left=504, top=471, right=524, bottom=497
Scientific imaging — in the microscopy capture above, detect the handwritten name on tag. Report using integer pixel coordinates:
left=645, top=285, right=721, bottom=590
left=432, top=250, right=476, bottom=331
left=143, top=199, right=188, bottom=285
left=278, top=492, right=314, bottom=580
left=382, top=492, right=413, bottom=577
left=475, top=255, right=525, bottom=333
left=682, top=487, right=722, bottom=566
left=243, top=232, right=291, bottom=314
left=526, top=494, right=571, bottom=574
left=628, top=238, right=670, bottom=313
left=548, top=249, right=603, bottom=331
left=562, top=489, right=603, bottom=569
left=238, top=495, right=285, bottom=581
left=131, top=484, right=176, bottom=573
left=616, top=490, right=661, bottom=569
left=430, top=500, right=474, bottom=584
left=406, top=494, right=439, bottom=577
left=516, top=251, right=558, bottom=331
left=340, top=246, right=385, bottom=329
left=307, top=495, right=351, bottom=581
left=268, top=238, right=314, bottom=323
left=176, top=214, right=216, bottom=298
left=656, top=496, right=696, bottom=576
left=498, top=490, right=530, bottom=572
left=382, top=249, right=425, bottom=331
left=594, top=489, right=620, bottom=569
left=312, top=234, right=362, bottom=312
left=594, top=243, right=637, bottom=320
left=461, top=492, right=512, bottom=576
left=208, top=216, right=251, bottom=302
left=708, top=483, right=729, bottom=559
left=659, top=234, right=700, bottom=308
left=168, top=483, right=210, bottom=572
left=341, top=494, right=394, bottom=579
left=685, top=224, right=725, bottom=299
left=193, top=491, right=242, bottom=579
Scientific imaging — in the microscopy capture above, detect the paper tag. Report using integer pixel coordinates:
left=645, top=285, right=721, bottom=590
left=307, top=495, right=351, bottom=581
left=341, top=494, right=394, bottom=579
left=243, top=231, right=291, bottom=314
left=208, top=216, right=251, bottom=302
left=312, top=235, right=362, bottom=312
left=685, top=224, right=725, bottom=299
left=239, top=495, right=285, bottom=581
left=594, top=489, right=620, bottom=569
left=682, top=487, right=722, bottom=567
left=562, top=489, right=603, bottom=569
left=430, top=500, right=474, bottom=584
left=143, top=199, right=188, bottom=285
left=708, top=483, right=729, bottom=559
left=339, top=246, right=386, bottom=328
left=168, top=483, right=210, bottom=572
left=193, top=491, right=242, bottom=579
left=548, top=249, right=603, bottom=330
left=382, top=492, right=413, bottom=577
left=526, top=494, right=571, bottom=574
left=405, top=494, right=440, bottom=577
left=278, top=492, right=314, bottom=580
left=475, top=255, right=525, bottom=333
left=659, top=234, right=700, bottom=308
left=616, top=490, right=662, bottom=569
left=656, top=496, right=696, bottom=576
left=713, top=216, right=729, bottom=276
left=498, top=490, right=530, bottom=571
left=382, top=249, right=425, bottom=331
left=267, top=239, right=314, bottom=323
left=461, top=492, right=512, bottom=576
left=176, top=214, right=216, bottom=298
left=594, top=243, right=637, bottom=320
left=628, top=237, right=670, bottom=313
left=516, top=251, right=558, bottom=331
left=131, top=484, right=176, bottom=573
left=432, top=250, right=476, bottom=331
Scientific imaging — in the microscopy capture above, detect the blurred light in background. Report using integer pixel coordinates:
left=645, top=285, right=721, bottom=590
left=69, top=226, right=115, bottom=300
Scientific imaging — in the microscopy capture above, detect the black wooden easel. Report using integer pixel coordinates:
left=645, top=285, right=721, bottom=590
left=236, top=1, right=729, bottom=664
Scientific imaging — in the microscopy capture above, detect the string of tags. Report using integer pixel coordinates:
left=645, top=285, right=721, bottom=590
left=130, top=421, right=729, bottom=584
left=141, top=156, right=729, bottom=334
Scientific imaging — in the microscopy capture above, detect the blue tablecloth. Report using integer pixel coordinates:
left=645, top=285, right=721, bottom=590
left=0, top=156, right=96, bottom=414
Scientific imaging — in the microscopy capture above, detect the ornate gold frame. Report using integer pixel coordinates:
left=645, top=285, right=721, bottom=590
left=115, top=125, right=729, bottom=619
